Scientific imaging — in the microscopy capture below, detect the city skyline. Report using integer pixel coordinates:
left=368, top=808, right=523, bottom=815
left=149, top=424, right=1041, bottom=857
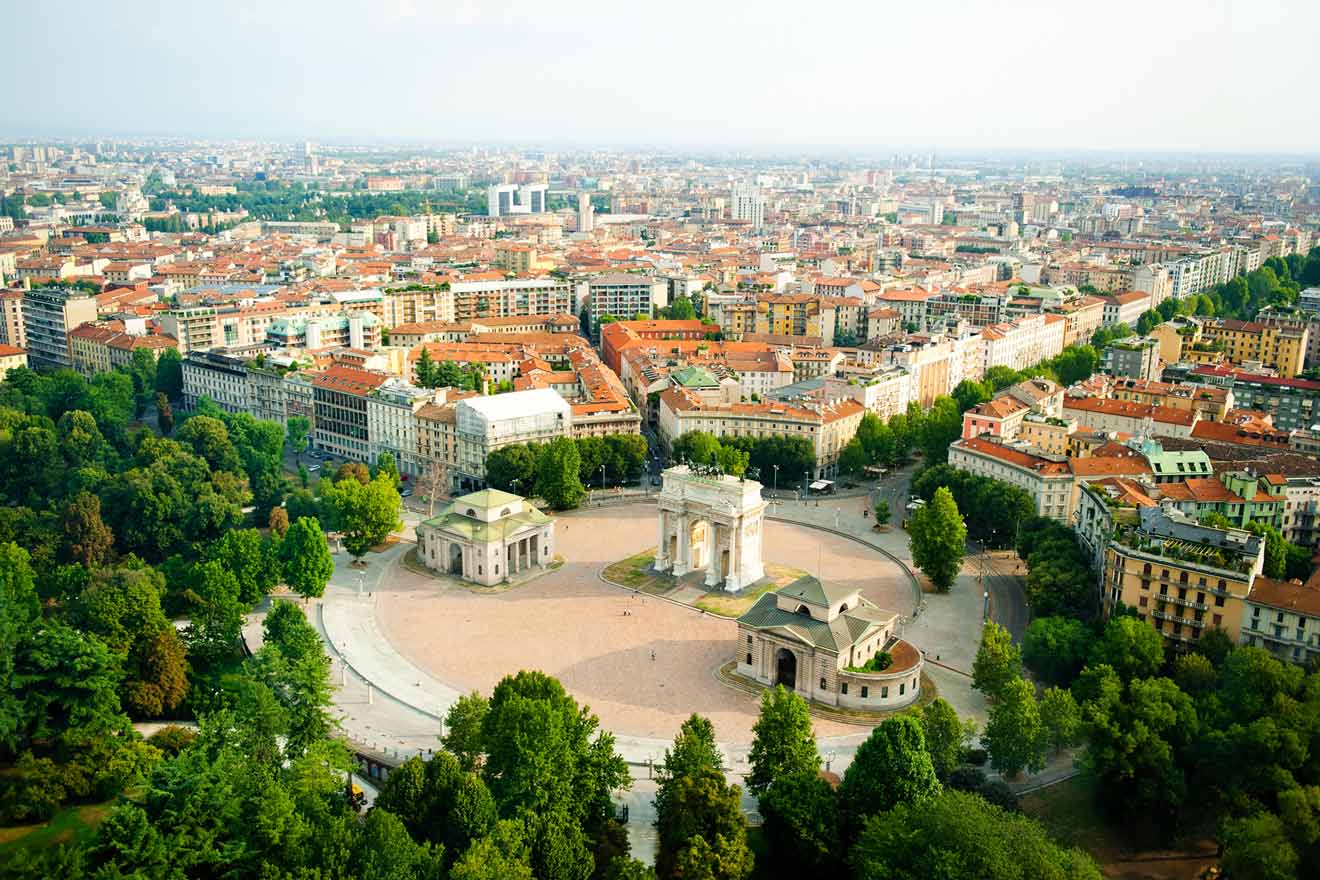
left=5, top=0, right=1319, bottom=154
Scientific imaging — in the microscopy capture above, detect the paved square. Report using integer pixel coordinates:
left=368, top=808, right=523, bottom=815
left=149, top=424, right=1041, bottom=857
left=376, top=504, right=916, bottom=744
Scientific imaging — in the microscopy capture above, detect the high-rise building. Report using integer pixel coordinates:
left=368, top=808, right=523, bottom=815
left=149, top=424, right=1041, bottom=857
left=577, top=191, right=594, bottom=233
left=487, top=183, right=548, bottom=217
left=20, top=287, right=98, bottom=370
left=731, top=182, right=765, bottom=229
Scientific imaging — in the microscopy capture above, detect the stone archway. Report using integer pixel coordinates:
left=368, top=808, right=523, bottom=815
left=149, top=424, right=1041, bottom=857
left=774, top=648, right=797, bottom=690
left=449, top=544, right=463, bottom=575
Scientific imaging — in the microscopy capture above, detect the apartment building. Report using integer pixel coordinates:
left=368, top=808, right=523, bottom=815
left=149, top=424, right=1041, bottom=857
left=1102, top=337, right=1161, bottom=380
left=0, top=344, right=27, bottom=380
left=1047, top=296, right=1107, bottom=347
left=182, top=349, right=251, bottom=412
left=0, top=289, right=25, bottom=348
left=1242, top=576, right=1320, bottom=667
left=756, top=294, right=824, bottom=339
left=657, top=386, right=865, bottom=479
left=586, top=274, right=664, bottom=333
left=1062, top=396, right=1199, bottom=439
left=599, top=319, right=708, bottom=374
left=312, top=366, right=390, bottom=461
left=1197, top=318, right=1308, bottom=378
left=67, top=324, right=177, bottom=377
left=266, top=312, right=382, bottom=350
left=1101, top=506, right=1264, bottom=651
left=1099, top=291, right=1151, bottom=328
left=367, top=379, right=437, bottom=478
left=1186, top=366, right=1320, bottom=431
left=454, top=388, right=572, bottom=490
left=948, top=435, right=1077, bottom=520
left=981, top=314, right=1066, bottom=374
left=20, top=286, right=98, bottom=369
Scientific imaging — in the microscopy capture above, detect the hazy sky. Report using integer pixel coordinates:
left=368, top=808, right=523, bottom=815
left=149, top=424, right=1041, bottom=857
left=5, top=0, right=1318, bottom=154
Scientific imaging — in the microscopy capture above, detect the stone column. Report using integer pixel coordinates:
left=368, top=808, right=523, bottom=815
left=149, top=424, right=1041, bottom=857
left=655, top=508, right=670, bottom=571
left=674, top=514, right=690, bottom=576
left=726, top=519, right=741, bottom=592
left=705, top=520, right=722, bottom=587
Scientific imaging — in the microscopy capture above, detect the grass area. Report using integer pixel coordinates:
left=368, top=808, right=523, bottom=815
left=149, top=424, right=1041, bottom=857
left=0, top=801, right=115, bottom=854
left=1020, top=774, right=1114, bottom=855
left=601, top=550, right=672, bottom=593
left=1020, top=775, right=1219, bottom=879
left=693, top=562, right=811, bottom=618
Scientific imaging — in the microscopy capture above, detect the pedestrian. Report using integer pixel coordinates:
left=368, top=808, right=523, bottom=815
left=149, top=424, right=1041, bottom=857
left=650, top=650, right=656, bottom=661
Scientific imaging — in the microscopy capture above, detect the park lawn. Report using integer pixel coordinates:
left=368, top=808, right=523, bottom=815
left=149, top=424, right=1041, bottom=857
left=694, top=562, right=810, bottom=617
left=602, top=550, right=672, bottom=594
left=0, top=801, right=115, bottom=854
left=1020, top=774, right=1218, bottom=879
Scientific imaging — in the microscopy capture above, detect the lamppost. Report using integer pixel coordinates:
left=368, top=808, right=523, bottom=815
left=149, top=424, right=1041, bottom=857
left=600, top=464, right=606, bottom=492
left=772, top=464, right=779, bottom=502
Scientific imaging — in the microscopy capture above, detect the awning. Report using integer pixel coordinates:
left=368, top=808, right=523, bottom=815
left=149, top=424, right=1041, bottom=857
left=809, top=480, right=833, bottom=490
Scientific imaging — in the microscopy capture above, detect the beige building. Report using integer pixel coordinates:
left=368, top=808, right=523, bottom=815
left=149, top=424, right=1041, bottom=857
left=416, top=489, right=555, bottom=586
left=736, top=577, right=923, bottom=711
left=0, top=289, right=25, bottom=349
left=0, top=344, right=27, bottom=380
left=68, top=324, right=177, bottom=377
left=1102, top=506, right=1264, bottom=651
left=20, top=286, right=98, bottom=370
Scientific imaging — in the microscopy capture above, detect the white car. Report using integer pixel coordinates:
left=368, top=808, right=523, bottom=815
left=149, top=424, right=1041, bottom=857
left=306, top=463, right=321, bottom=472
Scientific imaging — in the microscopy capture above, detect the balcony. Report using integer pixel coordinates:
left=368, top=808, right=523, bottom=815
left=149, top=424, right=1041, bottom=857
left=1151, top=608, right=1205, bottom=628
left=1154, top=592, right=1208, bottom=612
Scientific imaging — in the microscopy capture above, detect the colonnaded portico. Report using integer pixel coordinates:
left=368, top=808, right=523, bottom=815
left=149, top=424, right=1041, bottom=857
left=654, top=464, right=766, bottom=591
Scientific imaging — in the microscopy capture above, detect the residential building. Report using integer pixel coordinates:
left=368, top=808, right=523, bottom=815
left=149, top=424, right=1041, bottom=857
left=731, top=182, right=765, bottom=229
left=486, top=183, right=547, bottom=216
left=657, top=386, right=865, bottom=479
left=0, top=289, right=24, bottom=349
left=0, top=344, right=27, bottom=380
left=312, top=365, right=390, bottom=461
left=1198, top=318, right=1308, bottom=378
left=1242, top=576, right=1320, bottom=666
left=454, top=388, right=572, bottom=490
left=68, top=324, right=177, bottom=377
left=1101, top=506, right=1264, bottom=651
left=1099, top=291, right=1151, bottom=329
left=587, top=274, right=663, bottom=334
left=1103, top=337, right=1161, bottom=380
left=755, top=295, right=824, bottom=339
left=1187, top=366, right=1320, bottom=431
left=947, top=435, right=1075, bottom=521
left=182, top=349, right=251, bottom=413
left=367, top=378, right=437, bottom=478
left=1063, top=396, right=1199, bottom=439
left=980, top=313, right=1066, bottom=374
left=20, top=286, right=98, bottom=369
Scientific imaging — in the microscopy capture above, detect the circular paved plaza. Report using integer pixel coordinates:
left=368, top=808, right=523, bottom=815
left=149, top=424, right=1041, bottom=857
left=376, top=504, right=915, bottom=744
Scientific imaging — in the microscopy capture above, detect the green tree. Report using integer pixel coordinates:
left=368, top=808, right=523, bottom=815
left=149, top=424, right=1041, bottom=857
left=481, top=671, right=629, bottom=834
left=375, top=451, right=400, bottom=485
left=655, top=771, right=751, bottom=880
left=262, top=599, right=322, bottom=662
left=952, top=378, right=992, bottom=412
left=1220, top=811, right=1298, bottom=880
left=985, top=676, right=1045, bottom=777
left=918, top=396, right=963, bottom=463
left=486, top=443, right=540, bottom=494
left=746, top=685, right=819, bottom=798
left=838, top=716, right=940, bottom=836
left=154, top=391, right=174, bottom=435
left=758, top=770, right=841, bottom=877
left=850, top=790, right=1102, bottom=880
left=668, top=295, right=696, bottom=320
left=183, top=560, right=245, bottom=670
left=922, top=697, right=973, bottom=780
left=1039, top=686, right=1081, bottom=754
left=444, top=690, right=490, bottom=772
left=285, top=415, right=310, bottom=459
left=972, top=622, right=1022, bottom=700
left=1135, top=309, right=1162, bottom=335
left=322, top=473, right=402, bottom=561
left=838, top=438, right=869, bottom=475
left=908, top=486, right=966, bottom=592
left=60, top=490, right=114, bottom=568
left=414, top=347, right=439, bottom=387
left=1171, top=652, right=1217, bottom=696
left=451, top=819, right=534, bottom=880
left=281, top=516, right=334, bottom=600
left=1, top=542, right=43, bottom=751
left=209, top=528, right=278, bottom=607
left=176, top=415, right=242, bottom=474
left=1089, top=615, right=1163, bottom=682
left=655, top=714, right=725, bottom=822
left=1022, top=616, right=1094, bottom=686
left=537, top=437, right=587, bottom=510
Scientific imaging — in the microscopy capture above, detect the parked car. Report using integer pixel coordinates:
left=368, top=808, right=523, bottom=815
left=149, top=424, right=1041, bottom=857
left=401, top=488, right=413, bottom=497
left=307, top=463, right=321, bottom=472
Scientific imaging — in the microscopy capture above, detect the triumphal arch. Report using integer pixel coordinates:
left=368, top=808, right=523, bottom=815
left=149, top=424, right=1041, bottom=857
left=654, top=464, right=766, bottom=592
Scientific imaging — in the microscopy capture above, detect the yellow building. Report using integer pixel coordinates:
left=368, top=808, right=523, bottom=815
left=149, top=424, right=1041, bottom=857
left=1198, top=318, right=1308, bottom=378
left=1102, top=506, right=1265, bottom=650
left=1016, top=413, right=1076, bottom=455
left=755, top=294, right=822, bottom=338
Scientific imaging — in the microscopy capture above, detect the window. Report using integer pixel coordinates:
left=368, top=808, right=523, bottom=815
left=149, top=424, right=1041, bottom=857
left=747, top=636, right=753, bottom=647
left=819, top=677, right=827, bottom=690
left=1214, top=614, right=1223, bottom=626
left=881, top=686, right=888, bottom=698
left=745, top=653, right=752, bottom=665
left=861, top=686, right=869, bottom=698
left=1139, top=596, right=1148, bottom=608
left=841, top=683, right=848, bottom=695
left=899, top=683, right=906, bottom=696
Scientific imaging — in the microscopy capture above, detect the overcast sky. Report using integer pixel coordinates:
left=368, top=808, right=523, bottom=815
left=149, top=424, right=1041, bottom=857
left=5, top=0, right=1318, bottom=154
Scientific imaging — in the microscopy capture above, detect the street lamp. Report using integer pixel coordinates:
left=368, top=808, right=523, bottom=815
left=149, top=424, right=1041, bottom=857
left=601, top=464, right=606, bottom=492
left=772, top=464, right=779, bottom=501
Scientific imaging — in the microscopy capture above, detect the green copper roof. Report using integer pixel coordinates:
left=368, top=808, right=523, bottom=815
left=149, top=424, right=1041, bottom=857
left=777, top=575, right=850, bottom=608
left=670, top=365, right=719, bottom=388
left=453, top=488, right=524, bottom=509
left=737, top=582, right=892, bottom=655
